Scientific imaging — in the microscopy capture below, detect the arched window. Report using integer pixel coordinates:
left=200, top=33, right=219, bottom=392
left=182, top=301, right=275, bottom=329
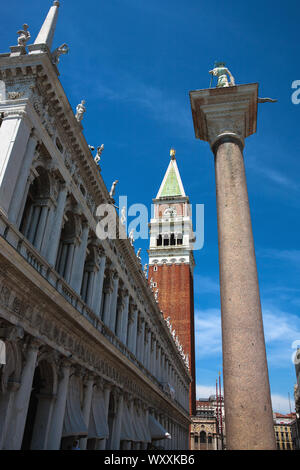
left=200, top=431, right=206, bottom=443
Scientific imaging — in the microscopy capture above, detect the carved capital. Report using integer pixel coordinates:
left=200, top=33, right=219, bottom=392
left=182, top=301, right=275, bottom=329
left=0, top=326, right=24, bottom=342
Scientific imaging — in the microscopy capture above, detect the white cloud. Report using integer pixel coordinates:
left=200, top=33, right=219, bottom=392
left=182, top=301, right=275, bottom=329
left=196, top=384, right=217, bottom=400
left=194, top=308, right=222, bottom=358
left=195, top=387, right=295, bottom=414
left=271, top=393, right=295, bottom=414
left=262, top=305, right=300, bottom=367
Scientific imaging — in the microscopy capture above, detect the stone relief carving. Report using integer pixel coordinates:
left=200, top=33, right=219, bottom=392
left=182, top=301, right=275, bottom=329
left=7, top=91, right=24, bottom=100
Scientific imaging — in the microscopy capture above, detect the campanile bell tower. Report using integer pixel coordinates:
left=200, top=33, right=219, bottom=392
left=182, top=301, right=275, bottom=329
left=148, top=149, right=196, bottom=415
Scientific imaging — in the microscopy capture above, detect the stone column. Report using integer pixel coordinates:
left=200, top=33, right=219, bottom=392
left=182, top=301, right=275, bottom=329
left=80, top=374, right=95, bottom=450
left=137, top=315, right=145, bottom=364
left=109, top=272, right=119, bottom=331
left=145, top=327, right=151, bottom=371
left=4, top=337, right=41, bottom=449
left=0, top=109, right=32, bottom=217
left=34, top=202, right=50, bottom=251
left=102, top=265, right=114, bottom=325
left=190, top=83, right=276, bottom=450
left=151, top=335, right=156, bottom=376
left=96, top=381, right=111, bottom=450
left=91, top=250, right=106, bottom=316
left=120, top=291, right=129, bottom=343
left=127, top=303, right=137, bottom=353
left=45, top=183, right=68, bottom=266
left=47, top=359, right=71, bottom=450
left=8, top=129, right=39, bottom=225
left=157, top=344, right=161, bottom=382
left=70, top=221, right=89, bottom=294
left=111, top=388, right=124, bottom=450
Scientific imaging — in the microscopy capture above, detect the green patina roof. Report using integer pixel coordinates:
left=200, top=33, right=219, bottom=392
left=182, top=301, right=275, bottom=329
left=160, top=162, right=182, bottom=197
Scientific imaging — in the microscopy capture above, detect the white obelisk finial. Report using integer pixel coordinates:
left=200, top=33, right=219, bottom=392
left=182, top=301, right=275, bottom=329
left=33, top=1, right=60, bottom=50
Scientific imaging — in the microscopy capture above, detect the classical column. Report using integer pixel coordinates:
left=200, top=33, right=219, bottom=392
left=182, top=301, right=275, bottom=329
left=145, top=327, right=152, bottom=371
left=8, top=129, right=39, bottom=225
left=190, top=83, right=276, bottom=450
left=151, top=335, right=156, bottom=376
left=80, top=374, right=95, bottom=450
left=91, top=249, right=106, bottom=316
left=70, top=220, right=89, bottom=294
left=102, top=267, right=114, bottom=325
left=4, top=337, right=41, bottom=449
left=47, top=359, right=71, bottom=450
left=156, top=344, right=161, bottom=382
left=110, top=388, right=124, bottom=450
left=0, top=109, right=32, bottom=217
left=45, top=183, right=68, bottom=266
left=108, top=272, right=119, bottom=331
left=96, top=381, right=111, bottom=450
left=120, top=291, right=129, bottom=343
left=126, top=303, right=137, bottom=353
left=34, top=202, right=50, bottom=251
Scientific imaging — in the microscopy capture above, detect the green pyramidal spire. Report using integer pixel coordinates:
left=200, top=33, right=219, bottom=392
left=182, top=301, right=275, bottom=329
left=156, top=149, right=186, bottom=199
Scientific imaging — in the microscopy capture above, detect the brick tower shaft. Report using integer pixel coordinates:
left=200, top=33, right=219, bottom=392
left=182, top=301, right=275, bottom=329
left=148, top=149, right=196, bottom=415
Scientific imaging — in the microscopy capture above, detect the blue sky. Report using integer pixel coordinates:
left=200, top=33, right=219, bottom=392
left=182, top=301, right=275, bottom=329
left=2, top=0, right=300, bottom=413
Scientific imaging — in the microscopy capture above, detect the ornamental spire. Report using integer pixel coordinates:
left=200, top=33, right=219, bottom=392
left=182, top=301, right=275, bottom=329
left=156, top=150, right=186, bottom=199
left=33, top=1, right=60, bottom=50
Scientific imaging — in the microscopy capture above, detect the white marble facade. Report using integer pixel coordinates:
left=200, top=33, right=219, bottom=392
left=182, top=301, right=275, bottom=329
left=0, top=2, right=191, bottom=450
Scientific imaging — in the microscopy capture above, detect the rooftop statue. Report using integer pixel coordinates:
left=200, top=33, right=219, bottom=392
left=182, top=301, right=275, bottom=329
left=109, top=180, right=118, bottom=198
left=143, top=263, right=148, bottom=277
left=209, top=61, right=235, bottom=88
left=120, top=206, right=126, bottom=225
left=129, top=229, right=135, bottom=246
left=17, top=24, right=31, bottom=47
left=94, top=145, right=104, bottom=165
left=75, top=100, right=86, bottom=122
left=52, top=43, right=69, bottom=65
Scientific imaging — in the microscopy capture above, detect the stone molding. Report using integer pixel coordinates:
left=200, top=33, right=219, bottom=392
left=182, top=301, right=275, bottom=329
left=189, top=83, right=258, bottom=148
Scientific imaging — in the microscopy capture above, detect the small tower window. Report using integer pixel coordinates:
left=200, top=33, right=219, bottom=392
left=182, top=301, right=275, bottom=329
left=170, top=234, right=176, bottom=246
left=154, top=266, right=158, bottom=272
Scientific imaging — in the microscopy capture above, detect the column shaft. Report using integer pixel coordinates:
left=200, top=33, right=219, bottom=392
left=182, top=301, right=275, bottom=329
left=92, top=255, right=106, bottom=315
left=8, top=132, right=38, bottom=225
left=0, top=113, right=31, bottom=216
left=214, top=137, right=275, bottom=450
left=70, top=223, right=89, bottom=293
left=47, top=362, right=71, bottom=450
left=4, top=340, right=39, bottom=449
left=46, top=185, right=68, bottom=266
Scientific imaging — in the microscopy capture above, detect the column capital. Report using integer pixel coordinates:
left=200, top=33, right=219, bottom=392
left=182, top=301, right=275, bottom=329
left=26, top=336, right=43, bottom=352
left=189, top=83, right=258, bottom=149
